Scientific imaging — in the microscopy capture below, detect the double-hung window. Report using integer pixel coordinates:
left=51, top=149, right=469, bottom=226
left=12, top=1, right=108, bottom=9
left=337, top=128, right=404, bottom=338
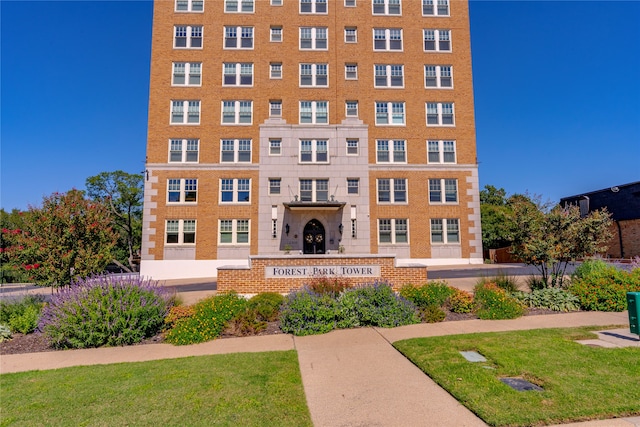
left=172, top=62, right=201, bottom=86
left=171, top=100, right=200, bottom=124
left=219, top=219, right=249, bottom=244
left=431, top=218, right=459, bottom=244
left=169, top=139, right=199, bottom=163
left=345, top=101, right=358, bottom=117
left=427, top=140, right=456, bottom=163
left=224, top=26, right=253, bottom=49
left=345, top=27, right=357, bottom=43
left=166, top=220, right=196, bottom=244
left=422, top=0, right=449, bottom=16
left=378, top=219, right=408, bottom=244
left=377, top=178, right=407, bottom=203
left=345, top=64, right=358, bottom=80
left=373, top=28, right=402, bottom=51
left=373, top=0, right=401, bottom=15
left=299, top=139, right=328, bottom=163
left=174, top=26, right=202, bottom=48
left=425, top=65, right=452, bottom=88
left=221, top=139, right=251, bottom=162
left=175, top=0, right=203, bottom=12
left=223, top=63, right=253, bottom=86
left=375, top=102, right=405, bottom=125
left=300, top=0, right=327, bottom=14
left=423, top=29, right=451, bottom=52
left=269, top=139, right=282, bottom=155
left=222, top=100, right=252, bottom=124
left=220, top=178, right=251, bottom=203
left=300, top=179, right=329, bottom=202
left=300, top=27, right=328, bottom=50
left=376, top=140, right=406, bottom=163
left=270, top=100, right=282, bottom=117
left=299, top=101, right=328, bottom=124
left=347, top=178, right=359, bottom=194
left=167, top=179, right=198, bottom=203
left=224, top=0, right=254, bottom=12
left=271, top=0, right=282, bottom=5
left=269, top=178, right=281, bottom=194
left=374, top=65, right=403, bottom=88
left=345, top=0, right=356, bottom=6
left=346, top=139, right=359, bottom=155
left=270, top=63, right=282, bottom=79
left=428, top=179, right=458, bottom=203
left=300, top=63, right=328, bottom=87
left=426, top=102, right=454, bottom=126
left=270, top=26, right=282, bottom=42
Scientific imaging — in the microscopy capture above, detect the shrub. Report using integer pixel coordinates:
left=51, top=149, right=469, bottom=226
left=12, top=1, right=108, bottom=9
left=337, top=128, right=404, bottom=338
left=247, top=292, right=285, bottom=321
left=419, top=305, right=446, bottom=323
left=0, top=324, right=12, bottom=342
left=477, top=273, right=519, bottom=293
left=525, top=275, right=547, bottom=291
left=165, top=292, right=247, bottom=345
left=225, top=308, right=267, bottom=337
left=448, top=288, right=474, bottom=314
left=0, top=294, right=46, bottom=334
left=164, top=305, right=195, bottom=329
left=39, top=275, right=171, bottom=349
left=569, top=266, right=640, bottom=312
left=572, top=259, right=615, bottom=280
left=512, top=288, right=580, bottom=312
left=280, top=288, right=338, bottom=336
left=399, top=281, right=453, bottom=308
left=306, top=275, right=352, bottom=297
left=474, top=283, right=525, bottom=320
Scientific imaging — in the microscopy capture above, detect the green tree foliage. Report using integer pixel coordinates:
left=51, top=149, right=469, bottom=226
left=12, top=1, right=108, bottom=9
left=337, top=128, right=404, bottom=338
left=1, top=209, right=30, bottom=283
left=85, top=171, right=143, bottom=272
left=480, top=185, right=514, bottom=249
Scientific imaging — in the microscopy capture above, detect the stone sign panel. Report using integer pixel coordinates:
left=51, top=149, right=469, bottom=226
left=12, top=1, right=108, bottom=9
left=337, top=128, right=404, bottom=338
left=265, top=265, right=381, bottom=278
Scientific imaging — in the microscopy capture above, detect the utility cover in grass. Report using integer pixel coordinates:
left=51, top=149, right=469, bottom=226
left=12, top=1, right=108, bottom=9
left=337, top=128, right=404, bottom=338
left=459, top=351, right=487, bottom=362
left=500, top=377, right=543, bottom=391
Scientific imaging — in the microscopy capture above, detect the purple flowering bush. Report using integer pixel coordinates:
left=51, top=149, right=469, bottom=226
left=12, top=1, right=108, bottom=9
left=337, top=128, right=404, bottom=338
left=38, top=275, right=172, bottom=349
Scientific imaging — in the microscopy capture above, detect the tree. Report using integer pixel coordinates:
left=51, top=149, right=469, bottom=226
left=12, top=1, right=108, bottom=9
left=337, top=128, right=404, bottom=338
left=480, top=185, right=514, bottom=250
left=1, top=209, right=29, bottom=283
left=7, top=190, right=118, bottom=288
left=85, top=171, right=144, bottom=272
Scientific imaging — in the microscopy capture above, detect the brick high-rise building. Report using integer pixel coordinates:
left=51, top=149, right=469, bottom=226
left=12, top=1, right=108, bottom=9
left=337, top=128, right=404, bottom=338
left=141, top=0, right=482, bottom=280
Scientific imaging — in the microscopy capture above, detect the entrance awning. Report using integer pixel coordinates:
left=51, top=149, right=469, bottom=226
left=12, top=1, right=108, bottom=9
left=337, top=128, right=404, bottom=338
left=283, top=201, right=346, bottom=211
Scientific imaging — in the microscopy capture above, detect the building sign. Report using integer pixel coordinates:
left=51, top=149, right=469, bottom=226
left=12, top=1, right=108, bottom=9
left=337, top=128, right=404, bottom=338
left=265, top=265, right=381, bottom=278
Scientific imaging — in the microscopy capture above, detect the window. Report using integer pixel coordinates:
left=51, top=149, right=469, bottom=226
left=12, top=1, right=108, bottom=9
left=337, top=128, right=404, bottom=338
left=423, top=29, right=451, bottom=52
left=172, top=62, right=201, bottom=86
left=422, top=0, right=448, bottom=16
left=225, top=0, right=254, bottom=12
left=429, top=179, right=458, bottom=203
left=219, top=219, right=249, bottom=244
left=171, top=100, right=200, bottom=124
left=373, top=28, right=402, bottom=51
left=345, top=64, right=358, bottom=80
left=299, top=179, right=329, bottom=202
left=223, top=63, right=253, bottom=86
left=270, top=26, right=282, bottom=42
left=270, top=63, right=282, bottom=79
left=300, top=63, right=328, bottom=87
left=426, top=102, right=454, bottom=126
left=300, top=27, right=327, bottom=50
left=374, top=64, right=403, bottom=87
left=347, top=178, right=359, bottom=194
left=345, top=27, right=357, bottom=43
left=431, top=218, right=459, bottom=244
left=169, top=139, right=199, bottom=162
left=224, top=26, right=253, bottom=49
left=220, top=178, right=251, bottom=203
left=166, top=219, right=196, bottom=244
left=269, top=178, right=281, bottom=194
left=373, top=0, right=401, bottom=15
left=221, top=139, right=251, bottom=162
left=376, top=140, right=406, bottom=163
left=270, top=100, right=282, bottom=117
left=345, top=0, right=356, bottom=6
left=346, top=101, right=358, bottom=117
left=176, top=0, right=203, bottom=12
left=167, top=179, right=197, bottom=203
left=425, top=65, right=452, bottom=88
left=269, top=139, right=282, bottom=155
left=222, top=100, right=253, bottom=124
left=377, top=178, right=406, bottom=203
left=378, top=219, right=408, bottom=244
left=299, top=101, right=328, bottom=124
left=427, top=140, right=456, bottom=163
left=346, top=139, right=359, bottom=155
left=174, top=26, right=202, bottom=48
left=300, top=139, right=328, bottom=163
left=375, top=102, right=405, bottom=125
left=271, top=0, right=282, bottom=5
left=300, top=0, right=327, bottom=14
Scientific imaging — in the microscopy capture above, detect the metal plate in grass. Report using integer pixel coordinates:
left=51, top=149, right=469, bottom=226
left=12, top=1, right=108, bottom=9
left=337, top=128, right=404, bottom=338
left=459, top=351, right=487, bottom=362
left=500, top=377, right=544, bottom=391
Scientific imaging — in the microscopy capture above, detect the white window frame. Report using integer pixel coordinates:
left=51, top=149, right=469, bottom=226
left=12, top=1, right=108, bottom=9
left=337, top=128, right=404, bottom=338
left=171, top=100, right=200, bottom=125
left=299, top=139, right=329, bottom=163
left=372, top=0, right=401, bottom=15
left=270, top=26, right=282, bottom=42
left=271, top=0, right=283, bottom=5
left=220, top=178, right=251, bottom=203
left=175, top=0, right=204, bottom=12
left=220, top=139, right=252, bottom=163
left=345, top=0, right=356, bottom=6
left=375, top=101, right=405, bottom=126
left=299, top=179, right=330, bottom=202
left=269, top=100, right=282, bottom=117
left=374, top=64, right=404, bottom=88
left=373, top=28, right=402, bottom=51
left=166, top=219, right=196, bottom=245
left=347, top=178, right=360, bottom=194
left=422, top=0, right=449, bottom=16
left=378, top=219, right=408, bottom=244
left=377, top=178, right=407, bottom=203
left=427, top=140, right=456, bottom=164
left=300, top=0, right=327, bottom=14
left=270, top=63, right=282, bottom=79
left=299, top=27, right=328, bottom=50
left=345, top=63, right=358, bottom=80
left=219, top=219, right=250, bottom=245
left=174, top=25, right=203, bottom=49
left=376, top=139, right=406, bottom=163
left=346, top=139, right=359, bottom=155
left=224, top=0, right=254, bottom=13
left=269, top=139, right=282, bottom=155
left=428, top=178, right=458, bottom=204
left=222, top=63, right=253, bottom=86
left=423, top=29, right=451, bottom=52
left=426, top=102, right=455, bottom=126
left=222, top=100, right=253, bottom=125
left=299, top=101, right=328, bottom=124
left=269, top=178, right=281, bottom=195
left=431, top=218, right=459, bottom=244
left=345, top=27, right=357, bottom=43
left=300, top=63, right=328, bottom=87
left=424, top=65, right=453, bottom=89
left=224, top=26, right=254, bottom=49
left=172, top=62, right=202, bottom=86
left=167, top=178, right=198, bottom=204
left=345, top=101, right=359, bottom=117
left=169, top=139, right=199, bottom=163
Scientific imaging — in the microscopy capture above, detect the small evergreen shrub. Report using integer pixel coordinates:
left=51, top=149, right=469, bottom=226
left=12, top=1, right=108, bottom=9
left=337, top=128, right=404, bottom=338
left=306, top=275, right=352, bottom=297
left=399, top=281, right=453, bottom=308
left=225, top=308, right=267, bottom=336
left=474, top=283, right=525, bottom=320
left=419, top=305, right=446, bottom=323
left=512, top=288, right=580, bottom=312
left=0, top=324, right=12, bottom=342
left=39, top=275, right=171, bottom=349
left=448, top=288, right=474, bottom=314
left=337, top=282, right=419, bottom=328
left=279, top=288, right=338, bottom=336
left=247, top=292, right=285, bottom=321
left=569, top=266, right=640, bottom=312
left=165, top=292, right=247, bottom=345
left=0, top=295, right=45, bottom=335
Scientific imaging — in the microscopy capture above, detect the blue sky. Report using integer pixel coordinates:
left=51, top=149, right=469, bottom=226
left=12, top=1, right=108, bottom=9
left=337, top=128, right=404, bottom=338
left=1, top=0, right=639, bottom=211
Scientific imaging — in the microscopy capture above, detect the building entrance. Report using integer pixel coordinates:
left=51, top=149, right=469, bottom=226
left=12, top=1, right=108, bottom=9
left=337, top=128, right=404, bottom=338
left=303, top=219, right=325, bottom=254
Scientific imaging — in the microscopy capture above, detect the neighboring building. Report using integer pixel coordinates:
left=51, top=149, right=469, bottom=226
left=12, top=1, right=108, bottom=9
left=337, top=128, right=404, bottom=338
left=141, top=0, right=482, bottom=280
left=561, top=182, right=640, bottom=259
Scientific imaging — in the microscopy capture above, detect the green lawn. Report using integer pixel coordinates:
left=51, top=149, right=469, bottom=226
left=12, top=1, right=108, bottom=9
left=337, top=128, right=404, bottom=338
left=394, top=327, right=640, bottom=427
left=0, top=351, right=312, bottom=427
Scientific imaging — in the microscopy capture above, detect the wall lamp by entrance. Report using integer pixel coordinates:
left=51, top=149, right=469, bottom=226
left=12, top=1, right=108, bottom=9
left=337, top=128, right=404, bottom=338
left=285, top=224, right=290, bottom=235
left=338, top=223, right=343, bottom=234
